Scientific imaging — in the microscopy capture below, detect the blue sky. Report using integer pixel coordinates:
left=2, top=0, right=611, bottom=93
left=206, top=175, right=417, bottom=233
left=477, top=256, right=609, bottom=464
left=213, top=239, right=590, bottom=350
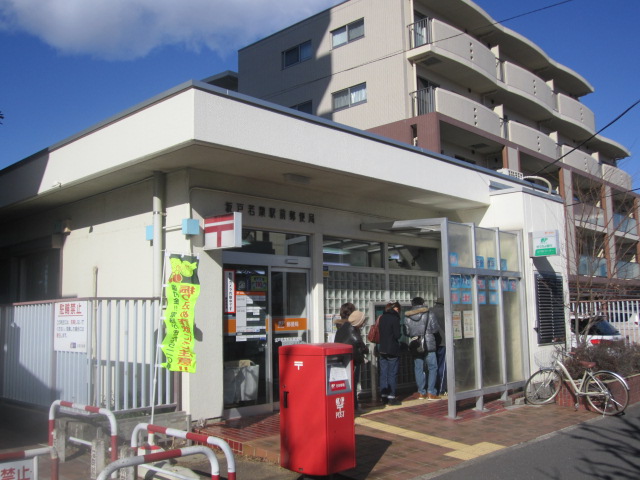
left=1, top=0, right=639, bottom=187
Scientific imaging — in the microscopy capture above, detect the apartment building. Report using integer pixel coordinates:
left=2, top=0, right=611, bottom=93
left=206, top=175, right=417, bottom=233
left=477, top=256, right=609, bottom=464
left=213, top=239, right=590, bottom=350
left=238, top=0, right=639, bottom=301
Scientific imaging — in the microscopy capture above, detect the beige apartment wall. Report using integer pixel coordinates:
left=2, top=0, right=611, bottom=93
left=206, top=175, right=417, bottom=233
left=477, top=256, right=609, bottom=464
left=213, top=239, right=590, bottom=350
left=238, top=0, right=413, bottom=129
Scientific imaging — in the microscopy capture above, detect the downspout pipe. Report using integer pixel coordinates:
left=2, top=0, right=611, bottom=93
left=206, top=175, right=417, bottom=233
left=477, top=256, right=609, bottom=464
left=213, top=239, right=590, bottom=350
left=153, top=171, right=165, bottom=297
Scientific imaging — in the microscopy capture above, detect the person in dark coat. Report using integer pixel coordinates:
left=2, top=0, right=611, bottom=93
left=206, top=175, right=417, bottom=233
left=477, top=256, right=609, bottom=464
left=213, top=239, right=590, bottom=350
left=378, top=301, right=402, bottom=405
left=404, top=297, right=440, bottom=399
left=335, top=310, right=368, bottom=409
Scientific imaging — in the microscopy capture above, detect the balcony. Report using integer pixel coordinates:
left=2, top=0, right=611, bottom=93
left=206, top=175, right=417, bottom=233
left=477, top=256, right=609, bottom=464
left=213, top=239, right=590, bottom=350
left=407, top=18, right=498, bottom=92
left=560, top=146, right=601, bottom=177
left=410, top=88, right=502, bottom=137
left=557, top=93, right=596, bottom=137
left=579, top=255, right=607, bottom=277
left=573, top=204, right=606, bottom=228
left=501, top=61, right=555, bottom=114
left=602, top=164, right=632, bottom=191
left=507, top=121, right=557, bottom=158
left=613, top=213, right=638, bottom=235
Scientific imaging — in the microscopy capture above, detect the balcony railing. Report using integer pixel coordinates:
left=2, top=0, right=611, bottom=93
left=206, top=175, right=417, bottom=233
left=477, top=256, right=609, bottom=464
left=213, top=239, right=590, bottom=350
left=557, top=93, right=596, bottom=132
left=616, top=261, right=640, bottom=279
left=573, top=203, right=606, bottom=228
left=501, top=61, right=555, bottom=112
left=408, top=17, right=431, bottom=49
left=613, top=212, right=638, bottom=234
left=561, top=146, right=601, bottom=177
left=410, top=87, right=502, bottom=137
left=410, top=87, right=435, bottom=116
left=578, top=255, right=607, bottom=277
left=507, top=121, right=558, bottom=158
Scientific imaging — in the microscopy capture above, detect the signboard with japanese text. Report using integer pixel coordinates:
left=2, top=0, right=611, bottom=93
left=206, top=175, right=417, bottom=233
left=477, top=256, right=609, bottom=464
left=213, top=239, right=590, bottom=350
left=162, top=254, right=200, bottom=373
left=0, top=458, right=37, bottom=480
left=54, top=301, right=88, bottom=352
left=530, top=230, right=559, bottom=257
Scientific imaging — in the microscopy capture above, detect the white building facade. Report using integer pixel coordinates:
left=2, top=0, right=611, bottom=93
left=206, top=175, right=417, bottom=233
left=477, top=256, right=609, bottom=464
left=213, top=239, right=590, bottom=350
left=0, top=82, right=568, bottom=420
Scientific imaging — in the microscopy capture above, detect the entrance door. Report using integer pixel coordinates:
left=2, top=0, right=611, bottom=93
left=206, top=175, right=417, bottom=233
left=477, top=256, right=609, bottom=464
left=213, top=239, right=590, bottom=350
left=222, top=264, right=309, bottom=417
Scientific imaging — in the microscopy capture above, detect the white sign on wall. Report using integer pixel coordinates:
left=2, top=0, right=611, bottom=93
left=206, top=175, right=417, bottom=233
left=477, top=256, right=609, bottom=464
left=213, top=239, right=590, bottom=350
left=530, top=230, right=559, bottom=257
left=54, top=301, right=88, bottom=353
left=0, top=458, right=37, bottom=480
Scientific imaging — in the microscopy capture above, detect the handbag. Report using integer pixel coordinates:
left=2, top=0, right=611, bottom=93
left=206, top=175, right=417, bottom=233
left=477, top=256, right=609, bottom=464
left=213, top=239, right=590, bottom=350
left=409, top=335, right=425, bottom=354
left=367, top=315, right=381, bottom=343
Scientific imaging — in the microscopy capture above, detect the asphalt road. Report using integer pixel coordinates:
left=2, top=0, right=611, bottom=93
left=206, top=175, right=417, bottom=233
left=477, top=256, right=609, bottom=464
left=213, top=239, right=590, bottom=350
left=423, top=403, right=640, bottom=479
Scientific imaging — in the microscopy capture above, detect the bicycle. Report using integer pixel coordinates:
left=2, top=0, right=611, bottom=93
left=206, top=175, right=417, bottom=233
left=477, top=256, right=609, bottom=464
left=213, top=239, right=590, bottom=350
left=524, top=349, right=630, bottom=415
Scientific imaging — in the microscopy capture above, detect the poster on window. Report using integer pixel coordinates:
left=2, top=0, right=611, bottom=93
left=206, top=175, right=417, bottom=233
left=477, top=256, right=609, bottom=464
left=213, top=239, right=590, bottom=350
left=452, top=311, right=463, bottom=340
left=463, top=310, right=475, bottom=338
left=54, top=301, right=88, bottom=353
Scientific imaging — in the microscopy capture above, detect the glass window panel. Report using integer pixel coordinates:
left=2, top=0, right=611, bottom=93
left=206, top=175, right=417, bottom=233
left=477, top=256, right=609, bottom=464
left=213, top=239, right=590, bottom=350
left=230, top=230, right=310, bottom=256
left=447, top=223, right=473, bottom=268
left=283, top=47, right=299, bottom=67
left=299, top=40, right=312, bottom=61
left=350, top=83, right=367, bottom=105
left=332, top=89, right=349, bottom=110
left=388, top=244, right=438, bottom=271
left=293, top=100, right=312, bottom=114
left=323, top=236, right=382, bottom=268
left=479, top=299, right=502, bottom=387
left=332, top=26, right=347, bottom=47
left=499, top=231, right=519, bottom=272
left=476, top=227, right=498, bottom=270
left=348, top=19, right=364, bottom=41
left=453, top=305, right=477, bottom=391
left=503, top=279, right=524, bottom=382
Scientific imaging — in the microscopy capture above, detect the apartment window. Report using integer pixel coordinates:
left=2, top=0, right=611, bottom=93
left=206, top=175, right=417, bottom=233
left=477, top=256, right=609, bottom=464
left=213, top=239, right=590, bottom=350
left=282, top=40, right=312, bottom=68
left=291, top=100, right=312, bottom=114
left=331, top=18, right=364, bottom=48
left=332, top=83, right=366, bottom=111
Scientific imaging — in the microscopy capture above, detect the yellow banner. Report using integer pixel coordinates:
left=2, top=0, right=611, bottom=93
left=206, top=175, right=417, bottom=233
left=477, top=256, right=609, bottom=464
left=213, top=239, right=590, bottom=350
left=162, top=255, right=200, bottom=373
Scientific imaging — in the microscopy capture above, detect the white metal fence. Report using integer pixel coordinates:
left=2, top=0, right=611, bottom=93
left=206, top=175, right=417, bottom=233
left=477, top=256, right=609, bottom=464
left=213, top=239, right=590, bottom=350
left=571, top=299, right=640, bottom=344
left=0, top=298, right=174, bottom=410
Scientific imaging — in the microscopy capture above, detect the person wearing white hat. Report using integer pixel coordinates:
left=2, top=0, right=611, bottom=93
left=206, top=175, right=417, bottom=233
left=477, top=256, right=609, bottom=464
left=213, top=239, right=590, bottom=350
left=335, top=310, right=368, bottom=410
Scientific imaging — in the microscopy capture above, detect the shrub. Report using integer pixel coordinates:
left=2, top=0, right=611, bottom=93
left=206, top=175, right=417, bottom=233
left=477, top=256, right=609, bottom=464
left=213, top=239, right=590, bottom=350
left=567, top=341, right=640, bottom=378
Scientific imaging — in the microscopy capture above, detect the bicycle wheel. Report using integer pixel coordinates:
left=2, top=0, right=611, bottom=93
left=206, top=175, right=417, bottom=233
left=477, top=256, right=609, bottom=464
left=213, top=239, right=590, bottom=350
left=585, top=371, right=629, bottom=415
left=525, top=369, right=562, bottom=405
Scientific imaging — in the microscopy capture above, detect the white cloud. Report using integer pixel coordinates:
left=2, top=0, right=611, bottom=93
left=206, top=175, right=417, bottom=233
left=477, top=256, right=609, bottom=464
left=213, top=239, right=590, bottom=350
left=0, top=0, right=344, bottom=60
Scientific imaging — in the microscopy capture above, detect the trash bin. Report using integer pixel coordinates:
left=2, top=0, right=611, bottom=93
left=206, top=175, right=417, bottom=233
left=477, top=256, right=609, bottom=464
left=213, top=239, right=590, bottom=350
left=279, top=343, right=356, bottom=476
left=223, top=360, right=259, bottom=405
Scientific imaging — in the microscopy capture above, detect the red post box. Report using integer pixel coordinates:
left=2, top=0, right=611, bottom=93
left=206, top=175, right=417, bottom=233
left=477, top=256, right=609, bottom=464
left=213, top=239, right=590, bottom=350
left=279, top=343, right=356, bottom=476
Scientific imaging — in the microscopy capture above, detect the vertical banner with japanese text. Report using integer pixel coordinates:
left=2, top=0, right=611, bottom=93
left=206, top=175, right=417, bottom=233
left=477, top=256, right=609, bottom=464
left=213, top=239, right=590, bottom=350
left=162, top=254, right=200, bottom=372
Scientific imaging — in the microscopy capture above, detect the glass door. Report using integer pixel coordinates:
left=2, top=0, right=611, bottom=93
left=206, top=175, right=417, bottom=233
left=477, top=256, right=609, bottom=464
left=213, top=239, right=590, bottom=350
left=222, top=264, right=309, bottom=417
left=271, top=269, right=309, bottom=403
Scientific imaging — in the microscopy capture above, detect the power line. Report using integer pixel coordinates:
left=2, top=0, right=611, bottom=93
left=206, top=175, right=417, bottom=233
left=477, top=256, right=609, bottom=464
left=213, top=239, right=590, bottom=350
left=532, top=98, right=640, bottom=177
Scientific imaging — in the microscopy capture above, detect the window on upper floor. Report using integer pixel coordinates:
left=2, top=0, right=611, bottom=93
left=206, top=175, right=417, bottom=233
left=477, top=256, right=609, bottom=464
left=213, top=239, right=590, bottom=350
left=291, top=100, right=313, bottom=114
left=332, top=83, right=366, bottom=111
left=282, top=40, right=312, bottom=69
left=331, top=18, right=364, bottom=48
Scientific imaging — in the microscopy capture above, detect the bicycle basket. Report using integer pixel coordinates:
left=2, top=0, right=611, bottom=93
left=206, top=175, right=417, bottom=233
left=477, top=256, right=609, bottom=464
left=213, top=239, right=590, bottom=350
left=533, top=349, right=557, bottom=369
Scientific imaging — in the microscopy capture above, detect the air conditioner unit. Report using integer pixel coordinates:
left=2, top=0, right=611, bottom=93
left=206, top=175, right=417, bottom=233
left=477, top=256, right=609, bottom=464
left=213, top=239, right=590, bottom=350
left=497, top=168, right=524, bottom=180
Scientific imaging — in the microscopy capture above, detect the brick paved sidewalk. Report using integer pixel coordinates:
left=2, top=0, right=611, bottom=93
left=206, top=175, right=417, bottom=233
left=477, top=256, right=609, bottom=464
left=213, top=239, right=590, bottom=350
left=1, top=395, right=598, bottom=479
left=197, top=394, right=596, bottom=479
